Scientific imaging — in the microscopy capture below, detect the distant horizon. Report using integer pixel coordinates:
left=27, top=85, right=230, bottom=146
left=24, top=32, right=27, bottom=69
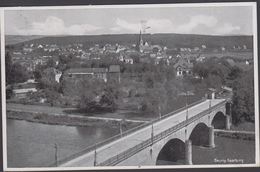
left=5, top=32, right=254, bottom=37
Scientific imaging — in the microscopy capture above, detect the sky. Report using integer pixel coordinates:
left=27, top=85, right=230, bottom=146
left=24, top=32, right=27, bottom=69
left=4, top=4, right=254, bottom=36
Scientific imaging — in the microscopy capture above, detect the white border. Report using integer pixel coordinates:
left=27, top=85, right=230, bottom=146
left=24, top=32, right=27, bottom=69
left=252, top=2, right=259, bottom=166
left=1, top=2, right=259, bottom=171
left=1, top=8, right=7, bottom=171
left=0, top=2, right=257, bottom=10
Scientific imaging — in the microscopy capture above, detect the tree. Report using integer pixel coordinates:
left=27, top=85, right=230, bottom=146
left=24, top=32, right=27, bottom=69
left=57, top=54, right=73, bottom=71
left=130, top=54, right=140, bottom=64
left=143, top=72, right=154, bottom=88
left=6, top=85, right=13, bottom=99
left=78, top=78, right=119, bottom=112
left=165, top=66, right=176, bottom=81
left=5, top=52, right=28, bottom=84
left=34, top=63, right=48, bottom=82
left=164, top=79, right=179, bottom=112
left=9, top=62, right=29, bottom=84
left=205, top=74, right=223, bottom=90
left=79, top=80, right=103, bottom=111
left=141, top=83, right=168, bottom=117
left=46, top=58, right=57, bottom=68
left=228, top=66, right=242, bottom=80
left=5, top=52, right=13, bottom=84
left=40, top=67, right=61, bottom=91
left=232, top=68, right=254, bottom=124
left=193, top=62, right=209, bottom=79
left=100, top=84, right=118, bottom=112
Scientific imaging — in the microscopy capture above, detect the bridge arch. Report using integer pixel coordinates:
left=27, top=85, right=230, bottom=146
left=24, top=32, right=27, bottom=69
left=211, top=111, right=226, bottom=129
left=156, top=138, right=185, bottom=165
left=188, top=122, right=210, bottom=146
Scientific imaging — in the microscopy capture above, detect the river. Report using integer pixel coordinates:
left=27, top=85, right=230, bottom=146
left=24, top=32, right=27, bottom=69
left=157, top=136, right=255, bottom=165
left=7, top=119, right=121, bottom=167
left=192, top=136, right=255, bottom=164
left=7, top=119, right=255, bottom=167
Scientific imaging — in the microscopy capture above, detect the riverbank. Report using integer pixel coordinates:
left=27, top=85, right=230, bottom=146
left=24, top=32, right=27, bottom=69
left=7, top=103, right=150, bottom=122
left=230, top=121, right=255, bottom=131
left=214, top=129, right=255, bottom=141
left=7, top=110, right=143, bottom=129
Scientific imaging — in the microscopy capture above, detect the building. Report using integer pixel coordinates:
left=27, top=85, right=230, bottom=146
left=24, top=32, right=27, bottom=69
left=12, top=82, right=38, bottom=99
left=196, top=56, right=206, bottom=62
left=124, top=56, right=134, bottom=64
left=173, top=55, right=193, bottom=77
left=108, top=65, right=121, bottom=83
left=138, top=30, right=162, bottom=54
left=64, top=68, right=108, bottom=82
left=63, top=66, right=121, bottom=98
left=55, top=70, right=62, bottom=83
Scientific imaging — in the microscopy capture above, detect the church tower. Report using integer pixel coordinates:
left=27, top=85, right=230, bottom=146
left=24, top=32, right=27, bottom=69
left=138, top=30, right=144, bottom=53
left=139, top=30, right=143, bottom=46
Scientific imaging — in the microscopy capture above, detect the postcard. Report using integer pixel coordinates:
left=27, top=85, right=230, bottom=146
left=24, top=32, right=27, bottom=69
left=1, top=2, right=259, bottom=171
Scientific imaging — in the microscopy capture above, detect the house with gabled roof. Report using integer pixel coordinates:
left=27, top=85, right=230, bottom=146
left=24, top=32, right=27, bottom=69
left=173, top=55, right=193, bottom=77
left=64, top=68, right=108, bottom=82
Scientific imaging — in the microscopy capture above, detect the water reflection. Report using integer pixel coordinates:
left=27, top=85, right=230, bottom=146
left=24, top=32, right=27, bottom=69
left=7, top=119, right=119, bottom=167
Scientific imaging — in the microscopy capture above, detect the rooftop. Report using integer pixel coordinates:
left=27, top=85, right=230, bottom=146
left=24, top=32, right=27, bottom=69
left=66, top=68, right=108, bottom=74
left=173, top=57, right=193, bottom=69
left=109, top=65, right=120, bottom=73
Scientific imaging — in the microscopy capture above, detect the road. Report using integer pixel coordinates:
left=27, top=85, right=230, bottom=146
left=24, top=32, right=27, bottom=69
left=60, top=98, right=225, bottom=167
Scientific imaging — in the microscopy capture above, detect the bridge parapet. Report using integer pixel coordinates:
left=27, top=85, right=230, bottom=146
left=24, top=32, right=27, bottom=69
left=56, top=98, right=207, bottom=166
left=58, top=98, right=228, bottom=167
left=98, top=99, right=227, bottom=166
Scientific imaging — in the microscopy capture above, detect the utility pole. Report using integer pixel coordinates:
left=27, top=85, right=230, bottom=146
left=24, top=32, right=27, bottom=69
left=94, top=143, right=97, bottom=166
left=150, top=123, right=154, bottom=156
left=186, top=91, right=189, bottom=121
left=151, top=123, right=154, bottom=146
left=229, top=102, right=232, bottom=124
left=120, top=120, right=123, bottom=137
left=118, top=71, right=121, bottom=83
left=158, top=105, right=162, bottom=119
left=54, top=143, right=58, bottom=167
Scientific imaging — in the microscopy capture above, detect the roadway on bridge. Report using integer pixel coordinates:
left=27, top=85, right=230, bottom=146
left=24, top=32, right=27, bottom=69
left=61, top=98, right=225, bottom=167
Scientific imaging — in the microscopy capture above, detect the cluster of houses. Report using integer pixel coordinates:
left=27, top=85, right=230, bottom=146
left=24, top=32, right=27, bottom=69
left=9, top=65, right=122, bottom=100
left=11, top=29, right=251, bottom=73
left=8, top=31, right=253, bottom=101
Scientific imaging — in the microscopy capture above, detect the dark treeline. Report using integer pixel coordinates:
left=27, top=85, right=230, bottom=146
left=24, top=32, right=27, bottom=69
left=193, top=57, right=254, bottom=125
left=7, top=33, right=253, bottom=50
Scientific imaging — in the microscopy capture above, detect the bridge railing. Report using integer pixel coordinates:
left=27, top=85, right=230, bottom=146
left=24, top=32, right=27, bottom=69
left=54, top=98, right=207, bottom=166
left=98, top=99, right=227, bottom=166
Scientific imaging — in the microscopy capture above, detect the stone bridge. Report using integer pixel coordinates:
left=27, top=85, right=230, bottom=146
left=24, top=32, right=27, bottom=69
left=59, top=97, right=232, bottom=167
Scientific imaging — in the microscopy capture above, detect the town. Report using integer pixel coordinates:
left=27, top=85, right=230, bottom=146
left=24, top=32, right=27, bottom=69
left=6, top=32, right=255, bottom=166
left=3, top=3, right=257, bottom=168
left=6, top=31, right=253, bottom=119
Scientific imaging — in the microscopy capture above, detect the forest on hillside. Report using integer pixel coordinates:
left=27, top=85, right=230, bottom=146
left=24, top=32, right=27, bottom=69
left=6, top=33, right=253, bottom=50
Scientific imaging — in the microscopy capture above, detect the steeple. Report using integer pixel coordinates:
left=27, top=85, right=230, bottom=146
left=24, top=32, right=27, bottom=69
left=138, top=30, right=144, bottom=53
left=139, top=30, right=143, bottom=46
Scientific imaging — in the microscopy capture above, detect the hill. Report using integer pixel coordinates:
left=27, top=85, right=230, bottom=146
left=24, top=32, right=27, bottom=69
left=5, top=35, right=45, bottom=45
left=7, top=33, right=253, bottom=50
